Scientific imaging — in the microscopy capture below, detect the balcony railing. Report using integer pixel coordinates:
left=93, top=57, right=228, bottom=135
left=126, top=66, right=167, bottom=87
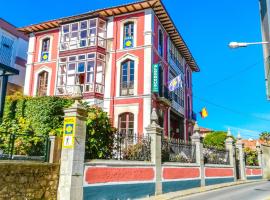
left=158, top=86, right=172, bottom=101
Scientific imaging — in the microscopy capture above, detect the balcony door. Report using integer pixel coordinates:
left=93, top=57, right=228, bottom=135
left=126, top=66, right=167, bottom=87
left=37, top=71, right=48, bottom=96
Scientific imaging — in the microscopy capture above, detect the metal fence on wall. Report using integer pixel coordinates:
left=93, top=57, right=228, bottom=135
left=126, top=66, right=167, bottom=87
left=85, top=132, right=151, bottom=162
left=203, top=146, right=229, bottom=165
left=0, top=133, right=50, bottom=162
left=162, top=138, right=196, bottom=163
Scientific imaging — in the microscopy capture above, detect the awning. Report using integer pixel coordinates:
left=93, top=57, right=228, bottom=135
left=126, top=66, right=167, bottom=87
left=0, top=63, right=19, bottom=76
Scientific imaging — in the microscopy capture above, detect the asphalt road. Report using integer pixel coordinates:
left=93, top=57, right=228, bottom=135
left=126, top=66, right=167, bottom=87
left=179, top=181, right=270, bottom=200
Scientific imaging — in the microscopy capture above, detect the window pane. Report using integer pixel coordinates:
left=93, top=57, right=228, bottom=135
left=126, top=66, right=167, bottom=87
left=72, top=23, right=78, bottom=31
left=99, top=20, right=106, bottom=29
left=57, top=75, right=66, bottom=86
left=68, top=63, right=76, bottom=74
left=96, top=72, right=103, bottom=83
left=98, top=53, right=105, bottom=61
left=63, top=25, right=69, bottom=33
left=59, top=64, right=67, bottom=74
left=80, top=30, right=87, bottom=38
left=89, top=28, right=96, bottom=36
left=71, top=32, right=78, bottom=40
left=80, top=21, right=88, bottom=29
left=67, top=74, right=75, bottom=85
left=88, top=53, right=95, bottom=59
left=78, top=55, right=86, bottom=60
left=89, top=37, right=96, bottom=46
left=77, top=62, right=85, bottom=73
left=97, top=61, right=104, bottom=72
left=69, top=56, right=76, bottom=61
left=80, top=40, right=87, bottom=47
left=87, top=61, right=95, bottom=71
left=86, top=72, right=94, bottom=83
left=60, top=57, right=67, bottom=63
left=76, top=74, right=85, bottom=84
left=90, top=19, right=97, bottom=28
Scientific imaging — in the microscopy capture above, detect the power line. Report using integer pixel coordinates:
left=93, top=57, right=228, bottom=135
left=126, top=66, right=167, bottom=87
left=197, top=56, right=269, bottom=90
left=194, top=95, right=270, bottom=123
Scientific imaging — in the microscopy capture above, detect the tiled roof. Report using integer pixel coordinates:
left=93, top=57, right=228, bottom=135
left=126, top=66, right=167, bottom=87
left=17, top=0, right=199, bottom=72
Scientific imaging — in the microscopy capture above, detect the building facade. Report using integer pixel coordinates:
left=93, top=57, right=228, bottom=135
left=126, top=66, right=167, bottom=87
left=0, top=18, right=28, bottom=94
left=19, top=0, right=199, bottom=140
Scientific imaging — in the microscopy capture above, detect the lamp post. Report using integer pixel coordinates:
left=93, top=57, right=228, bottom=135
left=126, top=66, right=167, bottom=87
left=228, top=41, right=270, bottom=49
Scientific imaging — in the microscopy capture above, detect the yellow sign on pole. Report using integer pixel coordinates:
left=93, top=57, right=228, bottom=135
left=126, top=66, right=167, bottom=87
left=62, top=117, right=76, bottom=149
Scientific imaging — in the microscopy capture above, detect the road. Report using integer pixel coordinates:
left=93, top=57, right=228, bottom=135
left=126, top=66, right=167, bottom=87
left=180, top=181, right=270, bottom=200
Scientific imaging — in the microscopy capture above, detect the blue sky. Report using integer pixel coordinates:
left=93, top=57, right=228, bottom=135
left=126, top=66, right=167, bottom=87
left=2, top=0, right=269, bottom=139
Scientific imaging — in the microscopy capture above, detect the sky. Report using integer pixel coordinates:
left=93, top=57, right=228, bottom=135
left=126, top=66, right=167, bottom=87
left=1, top=0, right=269, bottom=139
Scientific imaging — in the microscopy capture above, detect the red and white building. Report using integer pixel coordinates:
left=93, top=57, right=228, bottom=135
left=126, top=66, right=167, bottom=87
left=19, top=0, right=199, bottom=141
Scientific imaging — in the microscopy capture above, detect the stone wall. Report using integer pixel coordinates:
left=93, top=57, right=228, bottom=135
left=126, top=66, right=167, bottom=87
left=0, top=161, right=59, bottom=200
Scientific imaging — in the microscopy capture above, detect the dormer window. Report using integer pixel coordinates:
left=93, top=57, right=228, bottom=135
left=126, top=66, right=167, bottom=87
left=123, top=22, right=134, bottom=49
left=41, top=38, right=50, bottom=62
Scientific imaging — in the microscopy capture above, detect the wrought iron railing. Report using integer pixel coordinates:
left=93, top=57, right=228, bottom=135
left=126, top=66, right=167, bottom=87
left=0, top=133, right=50, bottom=162
left=203, top=146, right=229, bottom=165
left=162, top=138, right=196, bottom=163
left=85, top=132, right=151, bottom=162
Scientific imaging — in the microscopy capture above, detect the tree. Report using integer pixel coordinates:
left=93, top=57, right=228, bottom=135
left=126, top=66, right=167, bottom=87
left=84, top=105, right=116, bottom=160
left=203, top=131, right=234, bottom=150
left=259, top=132, right=270, bottom=144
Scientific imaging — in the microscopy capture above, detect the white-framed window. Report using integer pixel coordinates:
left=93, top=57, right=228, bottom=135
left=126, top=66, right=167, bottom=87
left=123, top=22, right=134, bottom=49
left=40, top=38, right=50, bottom=62
left=0, top=35, right=14, bottom=66
left=120, top=59, right=135, bottom=96
left=60, top=18, right=106, bottom=51
left=56, top=52, right=105, bottom=95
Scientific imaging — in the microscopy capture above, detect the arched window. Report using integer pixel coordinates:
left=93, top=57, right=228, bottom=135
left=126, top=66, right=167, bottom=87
left=118, top=112, right=134, bottom=136
left=120, top=60, right=134, bottom=96
left=41, top=38, right=50, bottom=62
left=37, top=71, right=49, bottom=96
left=123, top=22, right=134, bottom=48
left=158, top=29, right=164, bottom=57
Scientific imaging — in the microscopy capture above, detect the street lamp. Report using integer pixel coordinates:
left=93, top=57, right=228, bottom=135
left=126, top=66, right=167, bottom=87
left=228, top=41, right=270, bottom=49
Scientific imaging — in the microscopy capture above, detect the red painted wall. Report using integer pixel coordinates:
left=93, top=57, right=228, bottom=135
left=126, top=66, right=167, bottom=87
left=163, top=167, right=200, bottom=180
left=205, top=167, right=234, bottom=177
left=246, top=168, right=262, bottom=176
left=85, top=167, right=155, bottom=184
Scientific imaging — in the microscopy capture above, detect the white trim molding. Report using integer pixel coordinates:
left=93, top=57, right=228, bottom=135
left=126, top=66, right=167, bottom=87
left=119, top=18, right=138, bottom=50
left=114, top=103, right=139, bottom=134
left=33, top=66, right=52, bottom=96
left=37, top=34, right=53, bottom=63
left=116, top=53, right=139, bottom=97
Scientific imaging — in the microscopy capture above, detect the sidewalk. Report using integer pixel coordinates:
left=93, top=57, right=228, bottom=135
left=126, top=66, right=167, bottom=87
left=143, top=180, right=266, bottom=200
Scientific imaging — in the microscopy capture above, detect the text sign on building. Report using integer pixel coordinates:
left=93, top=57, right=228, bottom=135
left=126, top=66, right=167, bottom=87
left=152, top=64, right=159, bottom=93
left=62, top=117, right=76, bottom=149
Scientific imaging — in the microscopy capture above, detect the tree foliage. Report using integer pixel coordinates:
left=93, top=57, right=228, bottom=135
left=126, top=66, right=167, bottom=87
left=203, top=131, right=234, bottom=150
left=259, top=132, right=270, bottom=143
left=244, top=147, right=258, bottom=166
left=84, top=105, right=116, bottom=159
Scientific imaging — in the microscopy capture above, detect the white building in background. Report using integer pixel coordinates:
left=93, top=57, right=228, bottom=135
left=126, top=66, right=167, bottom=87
left=0, top=18, right=28, bottom=94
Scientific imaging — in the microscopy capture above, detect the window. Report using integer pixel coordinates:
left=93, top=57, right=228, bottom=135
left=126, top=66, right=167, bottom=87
left=0, top=36, right=14, bottom=66
left=123, top=22, right=134, bottom=49
left=56, top=53, right=105, bottom=95
left=41, top=38, right=50, bottom=62
left=120, top=60, right=134, bottom=96
left=158, top=29, right=164, bottom=57
left=37, top=71, right=48, bottom=96
left=60, top=18, right=106, bottom=51
left=158, top=65, right=164, bottom=96
left=118, top=113, right=134, bottom=136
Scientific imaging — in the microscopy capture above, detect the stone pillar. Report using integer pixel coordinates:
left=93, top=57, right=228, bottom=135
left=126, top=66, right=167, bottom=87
left=57, top=101, right=87, bottom=200
left=49, top=136, right=62, bottom=163
left=236, top=132, right=246, bottom=181
left=256, top=141, right=263, bottom=167
left=146, top=108, right=163, bottom=195
left=225, top=128, right=236, bottom=181
left=191, top=122, right=205, bottom=187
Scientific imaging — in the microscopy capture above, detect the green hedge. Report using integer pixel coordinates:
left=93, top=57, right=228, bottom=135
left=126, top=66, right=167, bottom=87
left=0, top=93, right=73, bottom=155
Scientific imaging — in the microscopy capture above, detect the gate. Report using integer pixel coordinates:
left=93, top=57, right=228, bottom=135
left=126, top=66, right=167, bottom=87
left=235, top=148, right=241, bottom=180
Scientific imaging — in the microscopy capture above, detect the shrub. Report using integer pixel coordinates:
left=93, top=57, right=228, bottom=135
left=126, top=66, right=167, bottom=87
left=84, top=105, right=116, bottom=159
left=244, top=147, right=258, bottom=166
left=203, top=131, right=234, bottom=150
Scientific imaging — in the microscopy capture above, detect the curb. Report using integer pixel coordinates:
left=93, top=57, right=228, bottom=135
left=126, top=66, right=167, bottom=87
left=143, top=179, right=266, bottom=200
